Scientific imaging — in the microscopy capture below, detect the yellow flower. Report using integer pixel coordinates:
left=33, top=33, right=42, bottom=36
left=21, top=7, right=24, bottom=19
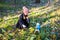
left=19, top=29, right=26, bottom=35
left=52, top=34, right=56, bottom=39
left=3, top=37, right=7, bottom=40
left=29, top=27, right=34, bottom=33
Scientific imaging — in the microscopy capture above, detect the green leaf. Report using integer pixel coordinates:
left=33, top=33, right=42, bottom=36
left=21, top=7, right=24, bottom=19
left=1, top=29, right=6, bottom=33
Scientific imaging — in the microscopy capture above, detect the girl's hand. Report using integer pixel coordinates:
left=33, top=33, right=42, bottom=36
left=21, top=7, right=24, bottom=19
left=22, top=25, right=26, bottom=28
left=26, top=17, right=29, bottom=19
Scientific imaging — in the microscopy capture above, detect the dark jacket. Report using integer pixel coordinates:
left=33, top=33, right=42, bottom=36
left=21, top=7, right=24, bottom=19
left=16, top=13, right=30, bottom=29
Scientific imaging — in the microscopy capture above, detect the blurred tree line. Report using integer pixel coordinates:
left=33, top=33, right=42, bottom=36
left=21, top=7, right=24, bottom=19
left=0, top=0, right=59, bottom=17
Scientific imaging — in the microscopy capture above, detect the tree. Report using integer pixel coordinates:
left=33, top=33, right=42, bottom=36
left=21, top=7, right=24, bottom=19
left=46, top=0, right=51, bottom=6
left=35, top=0, right=40, bottom=3
left=47, top=0, right=56, bottom=6
left=0, top=0, right=5, bottom=2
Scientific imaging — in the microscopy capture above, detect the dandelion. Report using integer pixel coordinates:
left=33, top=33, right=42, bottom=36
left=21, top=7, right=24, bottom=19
left=52, top=34, right=56, bottom=40
left=19, top=29, right=26, bottom=35
left=19, top=29, right=24, bottom=35
left=29, top=27, right=34, bottom=33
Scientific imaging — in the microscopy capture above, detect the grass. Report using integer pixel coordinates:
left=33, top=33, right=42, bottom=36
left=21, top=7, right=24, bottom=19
left=0, top=5, right=60, bottom=27
left=0, top=1, right=60, bottom=40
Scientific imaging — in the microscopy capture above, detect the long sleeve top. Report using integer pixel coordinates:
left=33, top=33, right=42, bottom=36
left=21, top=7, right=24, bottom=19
left=16, top=13, right=30, bottom=29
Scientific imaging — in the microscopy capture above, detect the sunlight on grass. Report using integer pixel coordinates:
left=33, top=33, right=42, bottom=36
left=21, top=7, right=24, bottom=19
left=0, top=0, right=60, bottom=40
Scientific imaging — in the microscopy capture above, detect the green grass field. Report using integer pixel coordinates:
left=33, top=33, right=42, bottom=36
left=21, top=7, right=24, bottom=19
left=0, top=0, right=60, bottom=40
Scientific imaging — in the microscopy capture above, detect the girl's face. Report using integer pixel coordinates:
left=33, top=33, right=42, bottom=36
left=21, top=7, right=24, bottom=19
left=23, top=7, right=29, bottom=15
